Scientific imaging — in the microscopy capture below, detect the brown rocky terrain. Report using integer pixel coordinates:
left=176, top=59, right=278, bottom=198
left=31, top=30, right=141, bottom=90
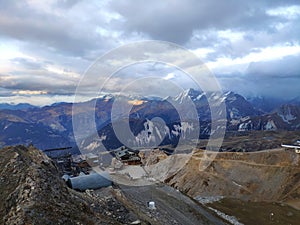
left=145, top=148, right=300, bottom=224
left=0, top=145, right=110, bottom=225
left=147, top=148, right=300, bottom=202
left=2, top=144, right=300, bottom=224
left=0, top=145, right=229, bottom=225
left=0, top=145, right=142, bottom=225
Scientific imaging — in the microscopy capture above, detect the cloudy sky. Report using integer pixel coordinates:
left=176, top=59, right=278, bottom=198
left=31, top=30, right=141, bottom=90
left=0, top=0, right=300, bottom=105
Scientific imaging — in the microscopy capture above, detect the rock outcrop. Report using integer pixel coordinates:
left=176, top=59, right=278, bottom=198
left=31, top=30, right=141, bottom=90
left=0, top=145, right=120, bottom=225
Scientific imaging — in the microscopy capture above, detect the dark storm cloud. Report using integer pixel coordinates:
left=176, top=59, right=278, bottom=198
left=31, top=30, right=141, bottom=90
left=0, top=0, right=300, bottom=104
left=0, top=74, right=77, bottom=96
left=0, top=64, right=78, bottom=96
left=110, top=0, right=299, bottom=44
left=0, top=1, right=114, bottom=57
left=218, top=75, right=300, bottom=99
left=246, top=55, right=300, bottom=78
left=216, top=54, right=300, bottom=98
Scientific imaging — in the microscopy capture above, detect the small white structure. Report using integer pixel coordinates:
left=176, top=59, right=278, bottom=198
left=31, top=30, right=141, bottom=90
left=281, top=144, right=300, bottom=154
left=147, top=201, right=156, bottom=209
left=85, top=153, right=100, bottom=166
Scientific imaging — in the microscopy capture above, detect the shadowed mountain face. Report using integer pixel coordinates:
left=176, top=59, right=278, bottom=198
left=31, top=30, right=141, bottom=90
left=0, top=89, right=300, bottom=150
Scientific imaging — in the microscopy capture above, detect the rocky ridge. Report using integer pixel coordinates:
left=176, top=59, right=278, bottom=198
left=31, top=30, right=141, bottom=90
left=0, top=145, right=134, bottom=225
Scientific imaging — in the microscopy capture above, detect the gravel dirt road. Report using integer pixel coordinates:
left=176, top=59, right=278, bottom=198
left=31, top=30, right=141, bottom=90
left=117, top=182, right=227, bottom=225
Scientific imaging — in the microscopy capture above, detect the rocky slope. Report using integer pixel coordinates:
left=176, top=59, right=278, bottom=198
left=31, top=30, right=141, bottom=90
left=146, top=148, right=300, bottom=203
left=0, top=145, right=232, bottom=225
left=0, top=145, right=129, bottom=225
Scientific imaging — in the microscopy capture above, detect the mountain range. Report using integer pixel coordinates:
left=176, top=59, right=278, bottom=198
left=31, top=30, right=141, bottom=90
left=1, top=89, right=300, bottom=151
left=0, top=103, right=37, bottom=110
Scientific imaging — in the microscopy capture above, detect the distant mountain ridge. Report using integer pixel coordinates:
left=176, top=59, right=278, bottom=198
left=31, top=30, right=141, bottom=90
left=0, top=103, right=37, bottom=110
left=246, top=96, right=287, bottom=113
left=0, top=89, right=300, bottom=150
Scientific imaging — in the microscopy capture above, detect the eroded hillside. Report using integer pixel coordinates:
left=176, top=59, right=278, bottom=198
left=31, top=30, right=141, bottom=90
left=0, top=145, right=125, bottom=225
left=146, top=148, right=300, bottom=203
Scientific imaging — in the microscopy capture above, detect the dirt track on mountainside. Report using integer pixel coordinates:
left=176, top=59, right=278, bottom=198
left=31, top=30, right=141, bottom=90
left=146, top=148, right=300, bottom=203
left=117, top=182, right=228, bottom=225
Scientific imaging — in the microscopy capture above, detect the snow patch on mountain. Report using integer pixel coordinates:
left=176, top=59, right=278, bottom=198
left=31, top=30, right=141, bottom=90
left=172, top=122, right=194, bottom=138
left=3, top=123, right=11, bottom=130
left=86, top=141, right=101, bottom=151
left=133, top=120, right=195, bottom=146
left=224, top=91, right=237, bottom=102
left=238, top=120, right=252, bottom=131
left=83, top=135, right=106, bottom=151
left=134, top=119, right=169, bottom=146
left=265, top=120, right=277, bottom=130
left=174, top=88, right=204, bottom=104
left=195, top=93, right=205, bottom=101
left=277, top=107, right=296, bottom=123
left=229, top=107, right=244, bottom=120
left=50, top=123, right=66, bottom=132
